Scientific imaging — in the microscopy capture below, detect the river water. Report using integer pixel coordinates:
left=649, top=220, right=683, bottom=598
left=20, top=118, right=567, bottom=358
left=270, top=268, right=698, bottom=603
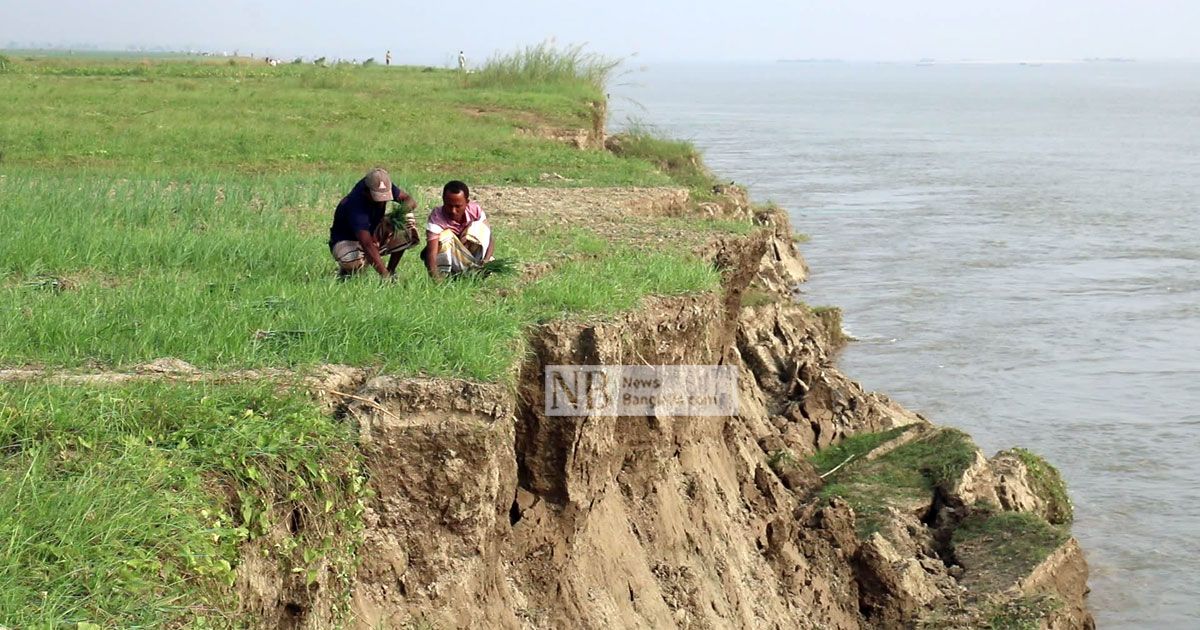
left=612, top=61, right=1200, bottom=627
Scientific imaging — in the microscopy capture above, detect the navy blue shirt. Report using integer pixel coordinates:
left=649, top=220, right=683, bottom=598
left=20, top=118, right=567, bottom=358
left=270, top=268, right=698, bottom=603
left=328, top=179, right=402, bottom=246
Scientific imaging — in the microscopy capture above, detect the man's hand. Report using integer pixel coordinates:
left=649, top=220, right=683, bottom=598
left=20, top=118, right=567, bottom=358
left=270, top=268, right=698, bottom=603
left=405, top=213, right=419, bottom=244
left=357, top=229, right=389, bottom=277
left=396, top=190, right=418, bottom=211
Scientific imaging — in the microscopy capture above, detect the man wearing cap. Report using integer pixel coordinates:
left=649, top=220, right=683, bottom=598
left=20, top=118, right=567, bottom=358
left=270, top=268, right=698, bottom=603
left=329, top=168, right=419, bottom=278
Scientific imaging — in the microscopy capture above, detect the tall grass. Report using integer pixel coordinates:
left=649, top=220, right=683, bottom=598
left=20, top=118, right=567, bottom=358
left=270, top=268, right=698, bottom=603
left=0, top=381, right=363, bottom=627
left=608, top=120, right=716, bottom=190
left=0, top=174, right=719, bottom=380
left=471, top=42, right=621, bottom=94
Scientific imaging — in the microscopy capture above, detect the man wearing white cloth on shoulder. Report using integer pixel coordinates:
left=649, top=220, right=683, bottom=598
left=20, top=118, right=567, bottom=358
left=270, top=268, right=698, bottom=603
left=422, top=180, right=494, bottom=280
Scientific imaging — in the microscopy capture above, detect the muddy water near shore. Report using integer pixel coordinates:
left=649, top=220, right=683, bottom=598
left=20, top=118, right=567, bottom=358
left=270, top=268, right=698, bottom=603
left=613, top=61, right=1200, bottom=628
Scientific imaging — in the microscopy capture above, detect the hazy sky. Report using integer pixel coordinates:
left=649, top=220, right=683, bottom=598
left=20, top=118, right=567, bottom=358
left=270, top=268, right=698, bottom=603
left=4, top=1, right=1198, bottom=63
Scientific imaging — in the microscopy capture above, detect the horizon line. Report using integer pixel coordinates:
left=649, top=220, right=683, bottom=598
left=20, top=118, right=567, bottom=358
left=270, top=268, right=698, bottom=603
left=4, top=45, right=1199, bottom=66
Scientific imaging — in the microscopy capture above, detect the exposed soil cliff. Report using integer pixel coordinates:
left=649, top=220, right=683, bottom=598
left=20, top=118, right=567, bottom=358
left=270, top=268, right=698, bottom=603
left=297, top=204, right=1095, bottom=629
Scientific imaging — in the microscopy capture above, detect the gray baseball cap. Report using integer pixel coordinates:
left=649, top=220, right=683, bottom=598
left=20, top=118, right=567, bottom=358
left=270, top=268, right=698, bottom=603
left=364, top=167, right=393, bottom=202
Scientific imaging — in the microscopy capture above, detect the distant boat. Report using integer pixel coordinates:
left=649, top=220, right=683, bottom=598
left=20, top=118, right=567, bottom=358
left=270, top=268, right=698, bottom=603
left=917, top=58, right=936, bottom=66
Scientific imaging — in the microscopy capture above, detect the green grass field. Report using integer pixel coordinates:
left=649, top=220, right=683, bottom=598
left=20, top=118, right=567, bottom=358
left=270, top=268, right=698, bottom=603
left=0, top=51, right=738, bottom=626
left=0, top=172, right=718, bottom=379
left=0, top=381, right=364, bottom=627
left=0, top=55, right=665, bottom=183
left=0, top=54, right=729, bottom=380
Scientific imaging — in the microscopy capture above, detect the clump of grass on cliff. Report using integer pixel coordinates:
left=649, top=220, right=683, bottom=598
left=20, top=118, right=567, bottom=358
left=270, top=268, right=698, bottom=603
left=805, top=304, right=848, bottom=347
left=607, top=123, right=717, bottom=191
left=0, top=381, right=365, bottom=627
left=816, top=427, right=977, bottom=537
left=809, top=425, right=913, bottom=475
left=470, top=41, right=620, bottom=94
left=659, top=216, right=758, bottom=236
left=952, top=509, right=1069, bottom=594
left=1005, top=447, right=1073, bottom=525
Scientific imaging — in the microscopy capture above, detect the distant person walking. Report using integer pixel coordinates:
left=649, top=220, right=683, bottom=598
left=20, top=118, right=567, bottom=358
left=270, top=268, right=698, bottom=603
left=458, top=51, right=467, bottom=72
left=385, top=50, right=392, bottom=66
left=329, top=168, right=419, bottom=278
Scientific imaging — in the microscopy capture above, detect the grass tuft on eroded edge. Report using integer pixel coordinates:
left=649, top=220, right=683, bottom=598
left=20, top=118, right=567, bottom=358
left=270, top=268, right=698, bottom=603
left=470, top=41, right=621, bottom=95
left=1005, top=447, right=1074, bottom=525
left=952, top=508, right=1069, bottom=594
left=814, top=427, right=976, bottom=537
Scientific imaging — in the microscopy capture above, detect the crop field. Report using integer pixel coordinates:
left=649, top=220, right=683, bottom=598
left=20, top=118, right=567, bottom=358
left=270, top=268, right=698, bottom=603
left=0, top=52, right=739, bottom=626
